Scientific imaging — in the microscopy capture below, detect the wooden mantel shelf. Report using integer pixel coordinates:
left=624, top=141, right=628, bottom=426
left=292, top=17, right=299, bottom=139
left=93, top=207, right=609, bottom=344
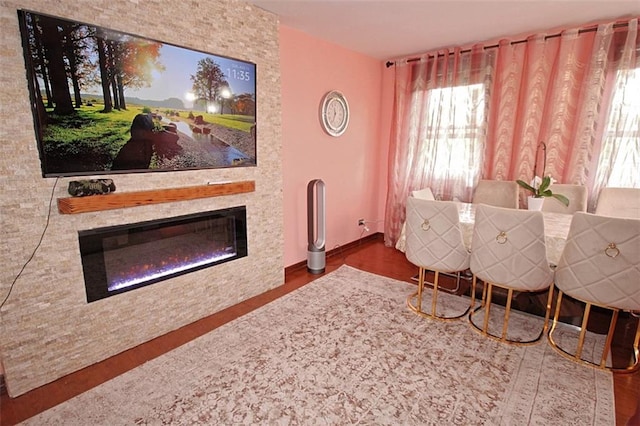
left=57, top=180, right=255, bottom=214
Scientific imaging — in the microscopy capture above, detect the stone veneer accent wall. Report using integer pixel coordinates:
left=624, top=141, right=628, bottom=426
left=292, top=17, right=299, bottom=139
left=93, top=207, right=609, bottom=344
left=0, top=0, right=282, bottom=397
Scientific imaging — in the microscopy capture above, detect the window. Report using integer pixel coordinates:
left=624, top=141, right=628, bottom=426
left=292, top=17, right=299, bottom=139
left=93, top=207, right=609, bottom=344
left=595, top=67, right=640, bottom=188
left=423, top=83, right=486, bottom=190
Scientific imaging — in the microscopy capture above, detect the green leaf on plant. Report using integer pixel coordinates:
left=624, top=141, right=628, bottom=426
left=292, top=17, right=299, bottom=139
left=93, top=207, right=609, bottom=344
left=516, top=179, right=536, bottom=193
left=539, top=176, right=551, bottom=193
left=552, top=193, right=570, bottom=207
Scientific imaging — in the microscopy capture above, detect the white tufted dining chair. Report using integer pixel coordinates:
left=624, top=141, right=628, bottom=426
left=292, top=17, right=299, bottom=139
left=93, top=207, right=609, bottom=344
left=542, top=184, right=588, bottom=214
left=409, top=186, right=470, bottom=291
left=547, top=212, right=640, bottom=371
left=472, top=180, right=519, bottom=209
left=405, top=198, right=471, bottom=320
left=469, top=204, right=555, bottom=344
left=411, top=187, right=435, bottom=200
left=595, top=187, right=640, bottom=219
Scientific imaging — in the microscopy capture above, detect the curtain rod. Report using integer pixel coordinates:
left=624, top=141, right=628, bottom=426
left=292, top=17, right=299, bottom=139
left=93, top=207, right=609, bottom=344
left=385, top=21, right=630, bottom=68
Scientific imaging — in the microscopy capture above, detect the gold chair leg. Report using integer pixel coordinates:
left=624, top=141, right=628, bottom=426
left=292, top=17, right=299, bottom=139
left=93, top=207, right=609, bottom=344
left=407, top=268, right=470, bottom=321
left=543, top=284, right=554, bottom=334
left=482, top=283, right=493, bottom=336
left=576, top=303, right=592, bottom=360
left=600, top=310, right=619, bottom=368
left=469, top=281, right=548, bottom=345
left=633, top=318, right=640, bottom=370
left=551, top=290, right=564, bottom=333
left=481, top=280, right=488, bottom=307
left=416, top=267, right=425, bottom=312
left=431, top=271, right=440, bottom=317
left=470, top=275, right=477, bottom=310
left=501, top=288, right=514, bottom=342
left=548, top=292, right=640, bottom=372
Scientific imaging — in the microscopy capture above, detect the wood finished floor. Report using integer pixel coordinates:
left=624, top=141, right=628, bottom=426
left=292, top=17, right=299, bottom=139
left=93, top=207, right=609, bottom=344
left=1, top=234, right=638, bottom=425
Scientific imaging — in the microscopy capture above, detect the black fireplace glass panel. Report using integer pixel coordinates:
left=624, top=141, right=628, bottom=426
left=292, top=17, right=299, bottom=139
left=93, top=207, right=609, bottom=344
left=79, top=206, right=247, bottom=302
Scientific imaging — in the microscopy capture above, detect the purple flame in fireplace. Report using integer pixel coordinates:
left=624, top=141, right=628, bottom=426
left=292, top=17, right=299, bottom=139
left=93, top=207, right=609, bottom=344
left=79, top=207, right=247, bottom=303
left=106, top=248, right=236, bottom=291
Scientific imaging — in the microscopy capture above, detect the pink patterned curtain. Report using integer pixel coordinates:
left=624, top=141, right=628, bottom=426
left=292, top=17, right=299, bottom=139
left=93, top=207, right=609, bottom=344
left=483, top=23, right=625, bottom=202
left=385, top=18, right=639, bottom=247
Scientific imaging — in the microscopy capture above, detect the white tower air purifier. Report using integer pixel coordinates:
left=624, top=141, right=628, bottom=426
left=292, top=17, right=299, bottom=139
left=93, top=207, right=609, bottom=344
left=307, top=179, right=326, bottom=274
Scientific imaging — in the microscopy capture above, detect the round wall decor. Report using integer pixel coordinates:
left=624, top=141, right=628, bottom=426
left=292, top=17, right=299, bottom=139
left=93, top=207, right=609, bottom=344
left=320, top=90, right=349, bottom=137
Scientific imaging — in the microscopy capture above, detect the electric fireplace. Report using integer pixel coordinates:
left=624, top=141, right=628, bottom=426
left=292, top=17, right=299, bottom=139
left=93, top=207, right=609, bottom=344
left=79, top=206, right=247, bottom=302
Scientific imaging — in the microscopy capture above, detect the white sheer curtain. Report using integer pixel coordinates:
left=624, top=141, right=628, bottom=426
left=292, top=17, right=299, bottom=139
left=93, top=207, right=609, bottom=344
left=384, top=46, right=495, bottom=246
left=591, top=19, right=640, bottom=210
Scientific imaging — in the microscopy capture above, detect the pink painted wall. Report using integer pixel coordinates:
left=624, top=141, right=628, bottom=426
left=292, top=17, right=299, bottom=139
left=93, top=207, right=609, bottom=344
left=280, top=26, right=390, bottom=266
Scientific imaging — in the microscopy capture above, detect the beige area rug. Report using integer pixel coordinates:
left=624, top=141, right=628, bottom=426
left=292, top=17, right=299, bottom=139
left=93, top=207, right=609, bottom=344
left=22, top=266, right=614, bottom=425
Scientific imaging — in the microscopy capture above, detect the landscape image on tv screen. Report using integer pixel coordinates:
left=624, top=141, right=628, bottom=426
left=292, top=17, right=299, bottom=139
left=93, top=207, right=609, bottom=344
left=18, top=10, right=257, bottom=177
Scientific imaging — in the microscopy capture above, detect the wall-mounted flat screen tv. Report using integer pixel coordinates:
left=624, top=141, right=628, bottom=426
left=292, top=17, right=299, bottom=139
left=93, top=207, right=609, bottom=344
left=18, top=10, right=257, bottom=177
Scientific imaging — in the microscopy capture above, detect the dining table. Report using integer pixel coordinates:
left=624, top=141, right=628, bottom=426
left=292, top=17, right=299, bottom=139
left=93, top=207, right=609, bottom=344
left=395, top=202, right=574, bottom=266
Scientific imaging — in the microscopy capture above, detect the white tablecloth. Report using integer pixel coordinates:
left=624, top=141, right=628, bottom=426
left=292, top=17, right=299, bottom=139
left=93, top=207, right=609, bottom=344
left=395, top=203, right=573, bottom=265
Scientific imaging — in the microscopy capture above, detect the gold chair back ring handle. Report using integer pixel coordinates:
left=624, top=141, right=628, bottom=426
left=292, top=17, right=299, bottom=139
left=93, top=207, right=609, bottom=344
left=496, top=231, right=508, bottom=244
left=605, top=242, right=620, bottom=258
left=421, top=219, right=430, bottom=231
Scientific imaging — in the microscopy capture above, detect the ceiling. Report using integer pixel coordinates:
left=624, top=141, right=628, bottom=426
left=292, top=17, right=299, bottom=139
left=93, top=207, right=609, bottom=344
left=247, top=0, right=640, bottom=60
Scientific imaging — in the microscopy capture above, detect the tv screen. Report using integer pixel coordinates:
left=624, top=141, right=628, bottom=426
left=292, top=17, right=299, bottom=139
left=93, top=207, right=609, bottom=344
left=17, top=10, right=257, bottom=177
